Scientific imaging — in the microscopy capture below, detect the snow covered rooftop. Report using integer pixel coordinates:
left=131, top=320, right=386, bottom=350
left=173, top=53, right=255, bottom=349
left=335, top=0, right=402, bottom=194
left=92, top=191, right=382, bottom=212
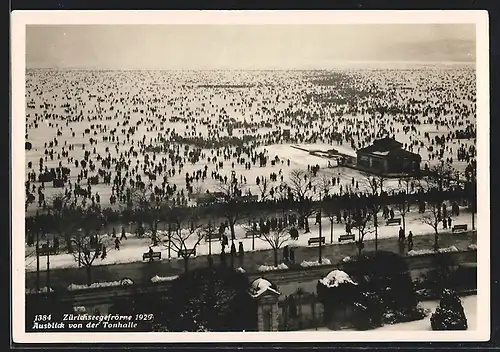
left=371, top=151, right=391, bottom=156
left=319, top=270, right=357, bottom=288
left=249, top=277, right=280, bottom=298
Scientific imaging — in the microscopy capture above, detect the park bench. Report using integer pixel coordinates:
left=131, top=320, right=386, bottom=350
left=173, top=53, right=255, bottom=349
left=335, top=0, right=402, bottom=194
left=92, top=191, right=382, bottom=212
left=452, top=224, right=468, bottom=233
left=36, top=246, right=58, bottom=256
left=178, top=248, right=196, bottom=257
left=142, top=251, right=161, bottom=261
left=308, top=237, right=325, bottom=246
left=245, top=230, right=261, bottom=238
left=386, top=218, right=402, bottom=226
left=338, top=234, right=355, bottom=242
left=205, top=233, right=221, bottom=242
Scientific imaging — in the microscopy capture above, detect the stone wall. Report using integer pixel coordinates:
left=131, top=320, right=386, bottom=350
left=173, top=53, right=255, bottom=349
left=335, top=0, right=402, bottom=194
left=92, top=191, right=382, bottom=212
left=30, top=249, right=477, bottom=318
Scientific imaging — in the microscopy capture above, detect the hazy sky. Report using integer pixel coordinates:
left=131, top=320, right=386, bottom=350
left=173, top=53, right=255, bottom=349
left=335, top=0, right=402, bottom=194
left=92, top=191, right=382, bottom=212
left=26, top=24, right=476, bottom=69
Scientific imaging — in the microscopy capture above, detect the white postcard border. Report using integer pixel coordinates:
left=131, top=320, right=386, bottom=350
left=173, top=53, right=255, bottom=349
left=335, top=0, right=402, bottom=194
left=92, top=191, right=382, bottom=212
left=11, top=10, right=490, bottom=343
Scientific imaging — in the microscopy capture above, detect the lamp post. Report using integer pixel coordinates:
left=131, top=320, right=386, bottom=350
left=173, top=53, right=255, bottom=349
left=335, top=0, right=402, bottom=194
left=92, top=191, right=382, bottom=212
left=35, top=211, right=40, bottom=292
left=77, top=228, right=82, bottom=268
left=469, top=168, right=477, bottom=231
left=318, top=193, right=323, bottom=264
left=46, top=240, right=50, bottom=290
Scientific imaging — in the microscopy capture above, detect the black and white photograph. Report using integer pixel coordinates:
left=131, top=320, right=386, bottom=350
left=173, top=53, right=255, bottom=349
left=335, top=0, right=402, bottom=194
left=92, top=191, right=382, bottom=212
left=11, top=10, right=489, bottom=343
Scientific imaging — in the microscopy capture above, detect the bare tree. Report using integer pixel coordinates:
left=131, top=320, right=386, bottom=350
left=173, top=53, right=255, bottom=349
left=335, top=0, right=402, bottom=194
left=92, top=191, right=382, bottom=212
left=71, top=204, right=108, bottom=286
left=129, top=187, right=171, bottom=246
left=420, top=201, right=441, bottom=251
left=287, top=168, right=317, bottom=233
left=426, top=162, right=455, bottom=192
left=425, top=162, right=455, bottom=220
left=165, top=208, right=204, bottom=273
left=418, top=179, right=442, bottom=251
left=256, top=175, right=271, bottom=201
left=50, top=192, right=79, bottom=253
left=465, top=162, right=477, bottom=230
left=395, top=176, right=414, bottom=233
left=318, top=175, right=337, bottom=244
left=217, top=177, right=245, bottom=266
left=258, top=221, right=290, bottom=267
left=351, top=208, right=375, bottom=256
left=191, top=184, right=206, bottom=206
left=201, top=220, right=218, bottom=267
left=362, top=174, right=386, bottom=252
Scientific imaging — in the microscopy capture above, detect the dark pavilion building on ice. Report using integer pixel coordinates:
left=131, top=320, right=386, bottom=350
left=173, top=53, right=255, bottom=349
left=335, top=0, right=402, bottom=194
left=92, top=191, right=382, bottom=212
left=356, top=137, right=421, bottom=174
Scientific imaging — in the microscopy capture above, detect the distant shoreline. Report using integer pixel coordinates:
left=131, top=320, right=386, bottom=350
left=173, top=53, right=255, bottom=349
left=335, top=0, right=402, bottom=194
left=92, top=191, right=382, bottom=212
left=25, top=61, right=475, bottom=71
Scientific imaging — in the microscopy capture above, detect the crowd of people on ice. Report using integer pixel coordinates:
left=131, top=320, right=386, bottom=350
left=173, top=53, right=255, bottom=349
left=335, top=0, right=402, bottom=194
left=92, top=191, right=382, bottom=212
left=25, top=68, right=476, bottom=253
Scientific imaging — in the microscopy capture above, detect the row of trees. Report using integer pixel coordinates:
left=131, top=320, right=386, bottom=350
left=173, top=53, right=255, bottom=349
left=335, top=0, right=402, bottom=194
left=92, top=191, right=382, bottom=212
left=27, top=162, right=477, bottom=285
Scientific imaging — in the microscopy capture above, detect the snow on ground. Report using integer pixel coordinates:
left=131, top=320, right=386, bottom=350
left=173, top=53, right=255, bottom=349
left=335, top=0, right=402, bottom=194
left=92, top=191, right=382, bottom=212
left=408, top=245, right=459, bottom=256
left=25, top=68, right=475, bottom=214
left=25, top=208, right=476, bottom=272
left=150, top=275, right=179, bottom=283
left=67, top=278, right=133, bottom=291
left=300, top=258, right=332, bottom=267
left=319, top=269, right=357, bottom=288
left=24, top=68, right=477, bottom=272
left=258, top=263, right=289, bottom=272
left=303, top=295, right=477, bottom=331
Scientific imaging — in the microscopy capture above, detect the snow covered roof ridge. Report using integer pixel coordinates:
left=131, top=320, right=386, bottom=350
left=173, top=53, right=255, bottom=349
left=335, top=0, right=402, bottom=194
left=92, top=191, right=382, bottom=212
left=249, top=277, right=280, bottom=298
left=319, top=269, right=357, bottom=288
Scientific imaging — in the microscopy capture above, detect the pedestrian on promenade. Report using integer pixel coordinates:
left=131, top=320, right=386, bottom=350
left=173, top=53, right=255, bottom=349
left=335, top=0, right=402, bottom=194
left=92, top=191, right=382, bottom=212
left=398, top=227, right=405, bottom=241
left=407, top=231, right=414, bottom=252
left=283, top=245, right=290, bottom=263
left=398, top=238, right=406, bottom=256
left=120, top=227, right=127, bottom=240
left=448, top=217, right=452, bottom=229
left=289, top=248, right=295, bottom=264
left=230, top=242, right=237, bottom=260
left=220, top=247, right=227, bottom=267
left=114, top=237, right=120, bottom=250
left=442, top=218, right=448, bottom=230
left=238, top=241, right=244, bottom=267
left=101, top=245, right=107, bottom=259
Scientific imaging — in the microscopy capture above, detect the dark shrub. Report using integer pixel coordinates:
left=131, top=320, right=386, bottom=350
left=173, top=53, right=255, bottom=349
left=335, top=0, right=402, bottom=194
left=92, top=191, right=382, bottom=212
left=431, top=289, right=468, bottom=330
left=26, top=292, right=74, bottom=332
left=419, top=252, right=458, bottom=297
left=340, top=250, right=425, bottom=324
left=317, top=270, right=359, bottom=327
left=450, top=264, right=477, bottom=292
left=163, top=266, right=257, bottom=332
left=352, top=291, right=384, bottom=330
